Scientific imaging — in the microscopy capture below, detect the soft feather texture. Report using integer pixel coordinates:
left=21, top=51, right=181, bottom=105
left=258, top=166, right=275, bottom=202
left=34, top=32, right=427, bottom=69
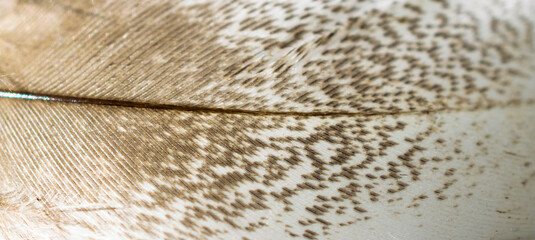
left=0, top=0, right=534, bottom=239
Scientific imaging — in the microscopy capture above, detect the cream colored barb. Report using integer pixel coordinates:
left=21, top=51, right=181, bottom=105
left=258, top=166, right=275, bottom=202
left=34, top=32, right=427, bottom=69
left=0, top=0, right=534, bottom=239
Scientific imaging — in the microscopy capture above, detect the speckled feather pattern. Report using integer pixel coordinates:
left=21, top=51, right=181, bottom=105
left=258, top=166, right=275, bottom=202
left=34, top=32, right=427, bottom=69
left=0, top=0, right=534, bottom=239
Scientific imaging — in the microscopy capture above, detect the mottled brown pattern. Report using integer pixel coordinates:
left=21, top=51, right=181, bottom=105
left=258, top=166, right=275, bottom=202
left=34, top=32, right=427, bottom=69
left=0, top=0, right=534, bottom=239
left=1, top=99, right=534, bottom=239
left=1, top=0, right=534, bottom=113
